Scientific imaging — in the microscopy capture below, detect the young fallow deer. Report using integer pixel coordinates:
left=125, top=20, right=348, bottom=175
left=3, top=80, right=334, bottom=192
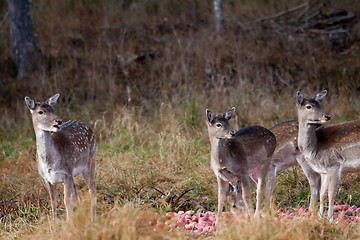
left=25, top=94, right=96, bottom=220
left=230, top=120, right=321, bottom=212
left=206, top=107, right=276, bottom=225
left=296, top=90, right=360, bottom=221
left=267, top=120, right=321, bottom=211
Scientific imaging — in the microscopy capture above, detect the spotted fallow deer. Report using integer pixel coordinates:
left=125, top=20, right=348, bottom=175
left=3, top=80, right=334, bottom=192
left=206, top=107, right=276, bottom=225
left=229, top=120, right=322, bottom=212
left=295, top=90, right=360, bottom=221
left=25, top=94, right=96, bottom=220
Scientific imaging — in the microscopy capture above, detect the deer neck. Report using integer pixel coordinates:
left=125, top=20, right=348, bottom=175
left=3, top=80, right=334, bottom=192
left=210, top=137, right=221, bottom=156
left=33, top=127, right=58, bottom=165
left=209, top=136, right=234, bottom=165
left=297, top=119, right=318, bottom=159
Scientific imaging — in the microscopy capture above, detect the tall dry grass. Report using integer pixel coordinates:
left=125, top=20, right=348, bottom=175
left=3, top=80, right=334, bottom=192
left=5, top=201, right=360, bottom=240
left=1, top=0, right=360, bottom=239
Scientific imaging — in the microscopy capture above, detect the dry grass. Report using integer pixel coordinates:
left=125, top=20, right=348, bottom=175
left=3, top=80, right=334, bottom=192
left=217, top=213, right=360, bottom=240
left=4, top=201, right=360, bottom=240
left=1, top=0, right=360, bottom=239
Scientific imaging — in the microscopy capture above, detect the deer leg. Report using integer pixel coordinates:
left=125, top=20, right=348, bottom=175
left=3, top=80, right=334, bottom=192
left=254, top=163, right=268, bottom=218
left=44, top=181, right=57, bottom=219
left=90, top=155, right=96, bottom=218
left=319, top=174, right=329, bottom=218
left=327, top=169, right=341, bottom=222
left=230, top=180, right=256, bottom=211
left=240, top=175, right=252, bottom=215
left=296, top=154, right=321, bottom=212
left=64, top=174, right=77, bottom=220
left=216, top=176, right=228, bottom=228
left=266, top=164, right=277, bottom=208
left=83, top=155, right=96, bottom=219
left=308, top=172, right=321, bottom=213
left=228, top=181, right=241, bottom=209
left=254, top=178, right=265, bottom=218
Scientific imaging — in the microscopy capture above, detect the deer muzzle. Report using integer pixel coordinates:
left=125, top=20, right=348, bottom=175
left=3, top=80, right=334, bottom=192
left=53, top=118, right=63, bottom=131
left=320, top=113, right=331, bottom=123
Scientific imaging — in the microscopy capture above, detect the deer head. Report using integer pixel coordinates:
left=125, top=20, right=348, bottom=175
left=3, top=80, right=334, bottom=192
left=25, top=94, right=63, bottom=132
left=296, top=90, right=330, bottom=124
left=206, top=107, right=236, bottom=139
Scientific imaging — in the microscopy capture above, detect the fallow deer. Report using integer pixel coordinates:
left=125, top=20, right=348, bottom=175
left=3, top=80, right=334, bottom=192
left=230, top=120, right=321, bottom=212
left=206, top=107, right=276, bottom=225
left=25, top=94, right=96, bottom=220
left=295, top=90, right=360, bottom=221
left=267, top=120, right=321, bottom=211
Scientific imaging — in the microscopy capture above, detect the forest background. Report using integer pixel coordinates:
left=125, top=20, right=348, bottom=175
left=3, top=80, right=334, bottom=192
left=1, top=0, right=360, bottom=239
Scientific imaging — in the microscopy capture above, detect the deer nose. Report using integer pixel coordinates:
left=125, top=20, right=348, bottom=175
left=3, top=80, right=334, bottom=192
left=230, top=130, right=235, bottom=136
left=56, top=119, right=63, bottom=125
left=324, top=113, right=331, bottom=121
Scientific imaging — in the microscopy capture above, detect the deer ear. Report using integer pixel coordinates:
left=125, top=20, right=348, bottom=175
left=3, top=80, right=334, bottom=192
left=206, top=109, right=214, bottom=124
left=25, top=97, right=35, bottom=111
left=46, top=93, right=60, bottom=106
left=315, top=90, right=327, bottom=102
left=224, top=107, right=235, bottom=120
left=296, top=91, right=304, bottom=106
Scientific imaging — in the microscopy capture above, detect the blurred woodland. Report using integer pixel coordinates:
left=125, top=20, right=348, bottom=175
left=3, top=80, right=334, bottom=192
left=1, top=0, right=360, bottom=124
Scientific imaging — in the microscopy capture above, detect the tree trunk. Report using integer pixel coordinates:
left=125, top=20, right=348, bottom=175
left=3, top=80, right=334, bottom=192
left=214, top=0, right=223, bottom=34
left=7, top=0, right=41, bottom=78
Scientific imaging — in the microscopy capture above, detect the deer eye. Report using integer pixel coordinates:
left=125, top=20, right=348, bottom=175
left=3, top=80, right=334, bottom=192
left=306, top=105, right=312, bottom=109
left=38, top=110, right=44, bottom=114
left=216, top=123, right=222, bottom=128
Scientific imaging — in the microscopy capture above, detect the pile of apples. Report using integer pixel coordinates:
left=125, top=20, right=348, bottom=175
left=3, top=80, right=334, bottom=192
left=150, top=205, right=360, bottom=235
left=278, top=204, right=360, bottom=223
left=149, top=210, right=217, bottom=235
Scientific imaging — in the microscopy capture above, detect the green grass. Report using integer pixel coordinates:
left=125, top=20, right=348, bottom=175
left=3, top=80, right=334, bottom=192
left=3, top=105, right=360, bottom=239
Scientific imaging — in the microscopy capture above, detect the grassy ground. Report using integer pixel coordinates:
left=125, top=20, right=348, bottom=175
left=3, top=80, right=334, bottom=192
left=1, top=0, right=360, bottom=239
